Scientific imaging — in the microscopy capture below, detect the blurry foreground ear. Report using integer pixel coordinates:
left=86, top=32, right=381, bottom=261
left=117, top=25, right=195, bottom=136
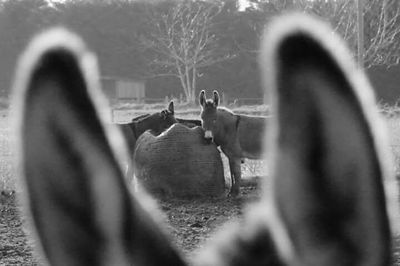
left=13, top=28, right=186, bottom=266
left=260, top=14, right=391, bottom=266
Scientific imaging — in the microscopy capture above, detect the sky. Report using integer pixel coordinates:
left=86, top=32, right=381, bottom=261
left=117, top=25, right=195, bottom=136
left=238, top=0, right=251, bottom=11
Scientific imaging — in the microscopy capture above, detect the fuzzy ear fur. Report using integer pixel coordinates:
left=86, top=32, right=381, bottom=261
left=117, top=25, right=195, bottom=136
left=13, top=28, right=185, bottom=266
left=259, top=14, right=392, bottom=266
left=14, top=13, right=393, bottom=266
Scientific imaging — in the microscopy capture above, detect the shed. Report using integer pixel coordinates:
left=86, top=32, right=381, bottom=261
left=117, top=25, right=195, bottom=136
left=101, top=76, right=145, bottom=102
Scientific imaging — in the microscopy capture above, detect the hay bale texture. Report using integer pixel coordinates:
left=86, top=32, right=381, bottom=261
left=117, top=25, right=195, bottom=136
left=134, top=123, right=225, bottom=197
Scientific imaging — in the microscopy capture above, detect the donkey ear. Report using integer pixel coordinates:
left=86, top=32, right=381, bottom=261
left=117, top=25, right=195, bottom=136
left=213, top=90, right=219, bottom=107
left=260, top=15, right=391, bottom=265
left=168, top=100, right=174, bottom=114
left=14, top=29, right=185, bottom=266
left=199, top=90, right=206, bottom=107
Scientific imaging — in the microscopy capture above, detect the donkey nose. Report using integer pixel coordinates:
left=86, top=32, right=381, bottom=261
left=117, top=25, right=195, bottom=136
left=204, top=130, right=213, bottom=142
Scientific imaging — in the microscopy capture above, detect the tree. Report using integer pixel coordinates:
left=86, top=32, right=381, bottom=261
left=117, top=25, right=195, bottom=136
left=142, top=0, right=234, bottom=104
left=302, top=0, right=400, bottom=67
left=0, top=0, right=54, bottom=95
left=53, top=0, right=150, bottom=78
left=256, top=0, right=400, bottom=68
left=363, top=0, right=400, bottom=67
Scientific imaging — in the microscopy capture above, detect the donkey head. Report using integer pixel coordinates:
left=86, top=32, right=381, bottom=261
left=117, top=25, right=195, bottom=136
left=199, top=90, right=220, bottom=142
left=14, top=13, right=393, bottom=266
left=134, top=101, right=177, bottom=137
left=157, top=100, right=177, bottom=132
left=161, top=100, right=175, bottom=119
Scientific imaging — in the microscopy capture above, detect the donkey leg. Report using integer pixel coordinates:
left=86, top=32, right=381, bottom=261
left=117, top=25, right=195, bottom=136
left=229, top=158, right=242, bottom=196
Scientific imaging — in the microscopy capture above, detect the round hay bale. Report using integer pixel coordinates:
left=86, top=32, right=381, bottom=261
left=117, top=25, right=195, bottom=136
left=134, top=124, right=225, bottom=197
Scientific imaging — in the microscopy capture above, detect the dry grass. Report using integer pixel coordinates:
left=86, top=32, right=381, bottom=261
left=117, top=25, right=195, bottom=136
left=0, top=110, right=15, bottom=192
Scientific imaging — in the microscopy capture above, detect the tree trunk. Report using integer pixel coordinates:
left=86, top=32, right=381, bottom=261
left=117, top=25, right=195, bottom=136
left=184, top=65, right=193, bottom=103
left=176, top=63, right=191, bottom=102
left=191, top=67, right=197, bottom=105
left=356, top=0, right=364, bottom=68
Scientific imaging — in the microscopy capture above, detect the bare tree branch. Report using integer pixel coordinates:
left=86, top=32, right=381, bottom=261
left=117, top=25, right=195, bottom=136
left=141, top=0, right=233, bottom=103
left=259, top=0, right=400, bottom=67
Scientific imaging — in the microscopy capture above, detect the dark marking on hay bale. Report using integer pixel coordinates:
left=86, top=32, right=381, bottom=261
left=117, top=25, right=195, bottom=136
left=134, top=123, right=225, bottom=197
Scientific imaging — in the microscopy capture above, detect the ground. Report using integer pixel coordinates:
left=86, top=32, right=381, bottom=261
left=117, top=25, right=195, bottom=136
left=0, top=186, right=260, bottom=265
left=1, top=186, right=400, bottom=265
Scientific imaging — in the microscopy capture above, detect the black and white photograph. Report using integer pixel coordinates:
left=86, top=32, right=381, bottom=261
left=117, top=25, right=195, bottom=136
left=0, top=0, right=399, bottom=265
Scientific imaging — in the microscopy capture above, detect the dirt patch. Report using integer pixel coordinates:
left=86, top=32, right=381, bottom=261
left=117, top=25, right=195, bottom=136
left=1, top=187, right=399, bottom=265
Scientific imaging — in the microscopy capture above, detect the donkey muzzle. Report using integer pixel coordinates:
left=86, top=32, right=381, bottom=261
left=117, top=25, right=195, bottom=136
left=204, top=130, right=213, bottom=143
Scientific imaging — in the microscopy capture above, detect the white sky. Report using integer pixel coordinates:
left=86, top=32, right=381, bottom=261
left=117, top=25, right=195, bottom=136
left=238, top=0, right=251, bottom=11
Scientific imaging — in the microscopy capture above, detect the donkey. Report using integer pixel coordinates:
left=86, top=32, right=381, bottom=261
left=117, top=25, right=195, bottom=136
left=117, top=103, right=177, bottom=182
left=199, top=90, right=269, bottom=196
left=118, top=101, right=177, bottom=157
left=118, top=101, right=199, bottom=157
left=119, top=102, right=199, bottom=168
left=14, top=13, right=394, bottom=266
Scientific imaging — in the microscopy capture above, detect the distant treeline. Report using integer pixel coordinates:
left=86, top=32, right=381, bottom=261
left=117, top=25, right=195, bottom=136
left=1, top=0, right=400, bottom=103
left=0, top=0, right=268, bottom=102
